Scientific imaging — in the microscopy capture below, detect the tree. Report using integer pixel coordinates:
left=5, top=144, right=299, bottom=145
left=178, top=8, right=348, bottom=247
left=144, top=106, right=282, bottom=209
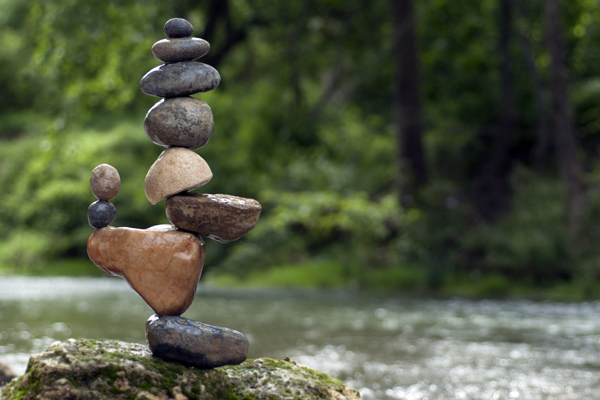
left=471, top=0, right=515, bottom=221
left=390, top=0, right=428, bottom=207
left=544, top=0, right=585, bottom=242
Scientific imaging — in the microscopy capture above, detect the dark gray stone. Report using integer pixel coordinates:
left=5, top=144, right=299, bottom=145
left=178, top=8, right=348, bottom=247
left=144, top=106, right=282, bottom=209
left=88, top=200, right=116, bottom=229
left=164, top=18, right=194, bottom=39
left=152, top=38, right=210, bottom=63
left=146, top=314, right=249, bottom=368
left=140, top=62, right=220, bottom=98
left=144, top=97, right=213, bottom=149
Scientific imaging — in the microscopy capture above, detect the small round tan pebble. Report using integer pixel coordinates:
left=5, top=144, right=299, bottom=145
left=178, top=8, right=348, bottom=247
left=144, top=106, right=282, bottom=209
left=90, top=164, right=121, bottom=200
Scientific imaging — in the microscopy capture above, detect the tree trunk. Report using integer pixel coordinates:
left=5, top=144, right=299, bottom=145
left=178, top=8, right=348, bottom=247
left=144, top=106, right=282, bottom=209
left=544, top=0, right=585, bottom=239
left=390, top=0, right=427, bottom=207
left=516, top=2, right=551, bottom=170
left=472, top=0, right=514, bottom=221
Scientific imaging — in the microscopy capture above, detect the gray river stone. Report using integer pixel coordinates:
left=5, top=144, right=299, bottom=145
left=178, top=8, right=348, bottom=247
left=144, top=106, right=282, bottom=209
left=140, top=61, right=220, bottom=98
left=1, top=338, right=361, bottom=399
left=0, top=361, right=15, bottom=386
left=164, top=18, right=193, bottom=39
left=146, top=314, right=249, bottom=369
left=152, top=37, right=210, bottom=63
left=145, top=97, right=213, bottom=149
left=87, top=200, right=116, bottom=229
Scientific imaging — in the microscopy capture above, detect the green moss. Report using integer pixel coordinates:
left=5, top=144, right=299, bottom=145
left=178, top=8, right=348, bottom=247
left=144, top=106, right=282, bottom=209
left=3, top=340, right=354, bottom=400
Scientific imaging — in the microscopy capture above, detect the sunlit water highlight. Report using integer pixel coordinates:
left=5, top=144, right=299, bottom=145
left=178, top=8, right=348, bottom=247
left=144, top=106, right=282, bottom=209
left=2, top=276, right=600, bottom=399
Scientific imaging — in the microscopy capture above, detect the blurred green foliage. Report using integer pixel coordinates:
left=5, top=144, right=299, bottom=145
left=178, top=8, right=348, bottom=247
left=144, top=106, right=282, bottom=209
left=2, top=0, right=600, bottom=297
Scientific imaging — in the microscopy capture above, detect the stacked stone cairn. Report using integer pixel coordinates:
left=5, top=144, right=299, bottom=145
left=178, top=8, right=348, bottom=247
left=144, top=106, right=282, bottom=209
left=86, top=18, right=262, bottom=369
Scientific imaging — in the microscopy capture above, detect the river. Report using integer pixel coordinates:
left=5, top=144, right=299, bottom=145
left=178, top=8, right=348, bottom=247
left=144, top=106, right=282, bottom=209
left=1, top=276, right=600, bottom=399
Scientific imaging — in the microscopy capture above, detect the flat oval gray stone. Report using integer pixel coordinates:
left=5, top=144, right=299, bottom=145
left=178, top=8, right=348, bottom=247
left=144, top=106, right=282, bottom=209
left=164, top=18, right=193, bottom=39
left=140, top=62, right=220, bottom=98
left=152, top=38, right=210, bottom=63
left=145, top=97, right=213, bottom=149
left=166, top=193, right=262, bottom=243
left=146, top=315, right=249, bottom=368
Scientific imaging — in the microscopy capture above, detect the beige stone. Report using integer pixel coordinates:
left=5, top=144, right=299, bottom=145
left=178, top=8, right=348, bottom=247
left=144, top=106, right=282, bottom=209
left=87, top=225, right=205, bottom=316
left=145, top=147, right=213, bottom=205
left=90, top=164, right=120, bottom=200
left=166, top=193, right=261, bottom=243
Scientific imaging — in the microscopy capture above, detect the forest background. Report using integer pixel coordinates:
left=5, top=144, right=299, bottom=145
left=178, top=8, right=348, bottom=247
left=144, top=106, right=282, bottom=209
left=1, top=0, right=599, bottom=299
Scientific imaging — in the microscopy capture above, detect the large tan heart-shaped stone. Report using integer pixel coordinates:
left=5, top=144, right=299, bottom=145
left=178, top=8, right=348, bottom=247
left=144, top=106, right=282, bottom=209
left=87, top=225, right=205, bottom=316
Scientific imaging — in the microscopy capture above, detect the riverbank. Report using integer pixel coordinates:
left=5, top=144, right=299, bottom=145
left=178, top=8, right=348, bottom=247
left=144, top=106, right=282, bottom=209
left=2, top=258, right=595, bottom=302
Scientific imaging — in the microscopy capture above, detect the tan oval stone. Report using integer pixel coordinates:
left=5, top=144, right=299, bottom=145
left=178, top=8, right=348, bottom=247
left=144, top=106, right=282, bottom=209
left=87, top=225, right=205, bottom=317
left=166, top=193, right=261, bottom=243
left=152, top=38, right=210, bottom=63
left=90, top=164, right=120, bottom=200
left=144, top=97, right=213, bottom=150
left=145, top=147, right=213, bottom=205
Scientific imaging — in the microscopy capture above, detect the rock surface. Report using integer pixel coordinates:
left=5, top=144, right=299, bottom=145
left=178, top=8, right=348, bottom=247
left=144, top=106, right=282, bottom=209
left=164, top=18, right=193, bottom=39
left=145, top=147, right=213, bottom=205
left=140, top=62, right=220, bottom=98
left=90, top=163, right=120, bottom=200
left=152, top=38, right=210, bottom=63
left=145, top=97, right=213, bottom=149
left=1, top=339, right=361, bottom=400
left=87, top=225, right=205, bottom=316
left=88, top=200, right=116, bottom=229
left=0, top=361, right=15, bottom=386
left=166, top=193, right=261, bottom=243
left=146, top=315, right=249, bottom=368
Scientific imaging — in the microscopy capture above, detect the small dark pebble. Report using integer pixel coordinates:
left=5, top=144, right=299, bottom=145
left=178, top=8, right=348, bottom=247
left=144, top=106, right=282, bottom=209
left=88, top=200, right=116, bottom=229
left=284, top=356, right=290, bottom=361
left=164, top=18, right=193, bottom=39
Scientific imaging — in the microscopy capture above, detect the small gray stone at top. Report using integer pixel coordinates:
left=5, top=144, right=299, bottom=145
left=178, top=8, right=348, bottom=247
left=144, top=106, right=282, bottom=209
left=146, top=314, right=249, bottom=369
left=164, top=18, right=193, bottom=39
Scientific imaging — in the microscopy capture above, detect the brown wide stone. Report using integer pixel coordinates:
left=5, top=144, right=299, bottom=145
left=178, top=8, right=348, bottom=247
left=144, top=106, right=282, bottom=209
left=166, top=193, right=261, bottom=243
left=145, top=147, right=213, bottom=205
left=144, top=97, right=213, bottom=150
left=90, top=164, right=120, bottom=200
left=152, top=38, right=210, bottom=63
left=87, top=225, right=205, bottom=317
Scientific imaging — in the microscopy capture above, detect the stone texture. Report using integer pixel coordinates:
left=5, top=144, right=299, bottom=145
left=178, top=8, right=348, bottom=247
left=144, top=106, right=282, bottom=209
left=146, top=315, right=249, bottom=368
left=140, top=62, right=220, bottom=98
left=145, top=147, right=213, bottom=205
left=164, top=18, right=193, bottom=39
left=166, top=193, right=261, bottom=243
left=145, top=97, right=213, bottom=149
left=87, top=200, right=116, bottom=229
left=90, top=163, right=120, bottom=200
left=2, top=339, right=361, bottom=400
left=87, top=225, right=205, bottom=316
left=0, top=361, right=15, bottom=386
left=152, top=38, right=210, bottom=63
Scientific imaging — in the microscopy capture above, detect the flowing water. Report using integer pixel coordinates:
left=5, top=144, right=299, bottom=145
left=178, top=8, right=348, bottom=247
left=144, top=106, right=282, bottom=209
left=2, top=276, right=600, bottom=399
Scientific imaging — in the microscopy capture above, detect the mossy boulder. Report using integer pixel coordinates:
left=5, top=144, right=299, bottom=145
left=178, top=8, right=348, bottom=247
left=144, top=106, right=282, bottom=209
left=1, top=339, right=361, bottom=400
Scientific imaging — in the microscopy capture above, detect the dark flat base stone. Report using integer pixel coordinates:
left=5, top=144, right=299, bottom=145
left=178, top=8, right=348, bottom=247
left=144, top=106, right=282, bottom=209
left=146, top=315, right=249, bottom=368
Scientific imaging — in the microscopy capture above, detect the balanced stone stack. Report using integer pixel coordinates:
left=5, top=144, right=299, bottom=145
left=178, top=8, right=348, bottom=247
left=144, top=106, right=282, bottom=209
left=86, top=18, right=261, bottom=369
